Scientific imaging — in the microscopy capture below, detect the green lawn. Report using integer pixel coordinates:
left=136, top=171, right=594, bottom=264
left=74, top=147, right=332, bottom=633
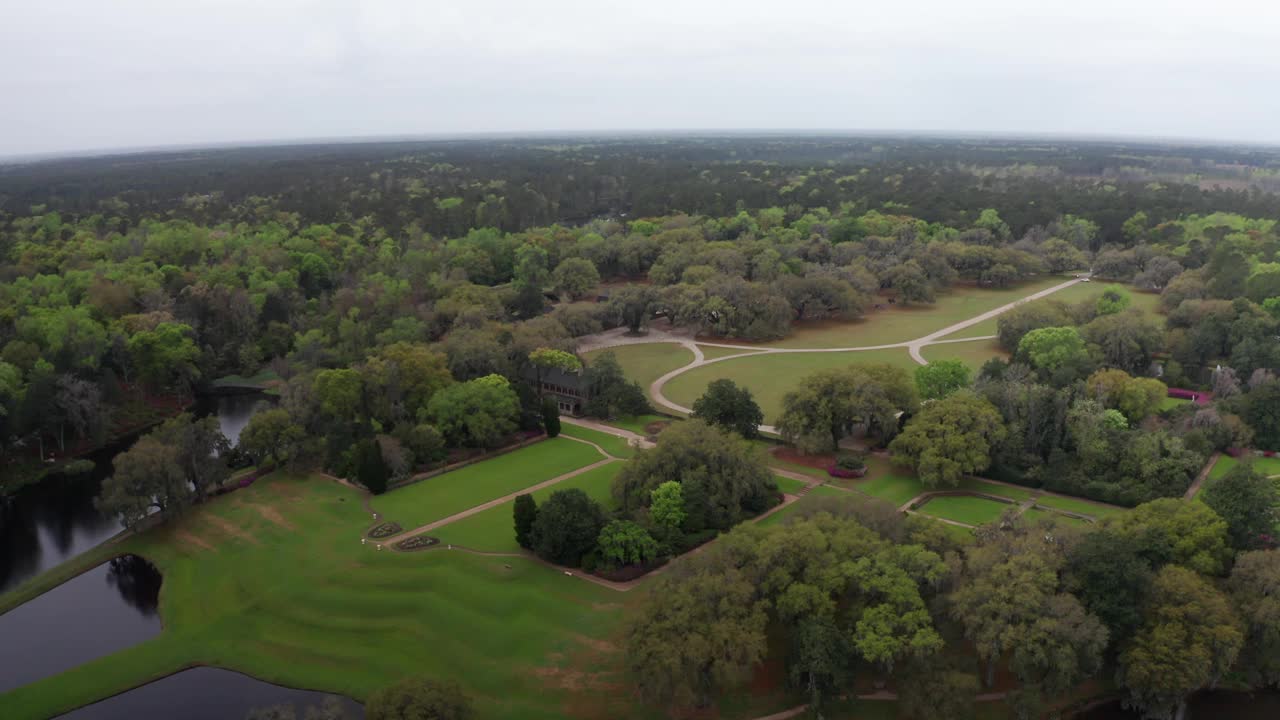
left=1207, top=454, right=1280, bottom=482
left=559, top=424, right=637, bottom=459
left=839, top=456, right=924, bottom=506
left=664, top=348, right=917, bottom=423
left=957, top=477, right=1034, bottom=502
left=437, top=462, right=624, bottom=553
left=606, top=414, right=672, bottom=435
left=0, top=473, right=641, bottom=720
left=757, top=486, right=852, bottom=527
left=583, top=342, right=693, bottom=402
left=1159, top=396, right=1192, bottom=412
left=773, top=474, right=809, bottom=495
left=938, top=281, right=1163, bottom=340
left=699, top=344, right=762, bottom=360
left=372, top=438, right=604, bottom=528
left=1033, top=493, right=1125, bottom=518
left=1022, top=507, right=1092, bottom=527
left=754, top=276, right=1071, bottom=348
left=917, top=495, right=1014, bottom=526
left=921, top=339, right=1008, bottom=372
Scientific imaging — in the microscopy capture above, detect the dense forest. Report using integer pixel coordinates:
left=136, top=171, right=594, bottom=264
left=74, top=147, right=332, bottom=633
left=2, top=136, right=1279, bottom=720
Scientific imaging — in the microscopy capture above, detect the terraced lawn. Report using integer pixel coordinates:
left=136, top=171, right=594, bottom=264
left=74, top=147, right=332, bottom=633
left=1022, top=507, right=1092, bottom=527
left=663, top=348, right=918, bottom=423
left=371, top=438, right=604, bottom=528
left=436, top=462, right=624, bottom=553
left=917, top=495, right=1015, bottom=526
left=0, top=473, right=638, bottom=720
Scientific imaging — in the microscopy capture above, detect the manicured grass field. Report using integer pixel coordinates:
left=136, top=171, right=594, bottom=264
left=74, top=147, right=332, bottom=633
left=0, top=473, right=639, bottom=720
left=699, top=344, right=762, bottom=360
left=607, top=414, right=672, bottom=435
left=939, top=282, right=1163, bottom=340
left=773, top=474, right=809, bottom=495
left=372, top=438, right=604, bottom=528
left=921, top=339, right=1009, bottom=372
left=839, top=456, right=924, bottom=506
left=1159, top=396, right=1192, bottom=412
left=958, top=478, right=1034, bottom=502
left=583, top=342, right=693, bottom=399
left=753, top=276, right=1070, bottom=348
left=1022, top=507, right=1092, bottom=527
left=1033, top=493, right=1125, bottom=518
left=663, top=348, right=918, bottom=423
left=558, top=424, right=637, bottom=459
left=1207, top=454, right=1280, bottom=482
left=758, top=485, right=853, bottom=527
left=917, top=495, right=1014, bottom=526
left=437, top=462, right=624, bottom=553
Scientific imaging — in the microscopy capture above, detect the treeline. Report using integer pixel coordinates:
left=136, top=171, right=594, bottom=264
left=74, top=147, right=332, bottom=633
left=5, top=136, right=1280, bottom=244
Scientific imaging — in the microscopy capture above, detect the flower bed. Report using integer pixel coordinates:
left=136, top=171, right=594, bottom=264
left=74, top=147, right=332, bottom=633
left=828, top=452, right=867, bottom=478
left=394, top=535, right=439, bottom=551
left=827, top=466, right=867, bottom=479
left=1167, top=388, right=1212, bottom=405
left=367, top=521, right=403, bottom=539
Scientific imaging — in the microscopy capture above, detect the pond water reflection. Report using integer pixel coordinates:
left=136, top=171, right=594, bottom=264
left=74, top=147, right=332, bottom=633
left=56, top=667, right=364, bottom=720
left=0, top=555, right=162, bottom=694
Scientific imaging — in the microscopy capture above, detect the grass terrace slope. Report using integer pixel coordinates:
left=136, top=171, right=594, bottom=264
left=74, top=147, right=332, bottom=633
left=0, top=473, right=638, bottom=720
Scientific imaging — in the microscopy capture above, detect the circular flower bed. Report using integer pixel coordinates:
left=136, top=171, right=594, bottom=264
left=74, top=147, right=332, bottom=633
left=828, top=452, right=867, bottom=478
left=367, top=521, right=403, bottom=539
left=394, top=535, right=439, bottom=551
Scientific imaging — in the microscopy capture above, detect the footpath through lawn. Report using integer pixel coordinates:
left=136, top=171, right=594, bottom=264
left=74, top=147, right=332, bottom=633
left=371, top=437, right=603, bottom=528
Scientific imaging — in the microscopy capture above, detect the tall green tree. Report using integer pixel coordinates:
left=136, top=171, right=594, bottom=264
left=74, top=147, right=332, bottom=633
left=1118, top=566, right=1243, bottom=720
left=513, top=494, right=538, bottom=550
left=1228, top=550, right=1280, bottom=687
left=530, top=488, right=607, bottom=567
left=914, top=359, right=971, bottom=400
left=691, top=378, right=764, bottom=439
left=425, top=374, right=520, bottom=448
left=778, top=365, right=917, bottom=453
left=889, top=391, right=1006, bottom=488
left=1200, top=464, right=1280, bottom=550
left=96, top=435, right=192, bottom=528
left=366, top=676, right=472, bottom=720
left=239, top=408, right=306, bottom=468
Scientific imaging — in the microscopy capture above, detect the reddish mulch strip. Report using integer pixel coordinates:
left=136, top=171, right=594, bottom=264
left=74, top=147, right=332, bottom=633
left=770, top=445, right=835, bottom=470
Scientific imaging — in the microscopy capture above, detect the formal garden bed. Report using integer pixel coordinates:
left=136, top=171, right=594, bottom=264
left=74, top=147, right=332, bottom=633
left=366, top=522, right=402, bottom=539
left=393, top=535, right=439, bottom=551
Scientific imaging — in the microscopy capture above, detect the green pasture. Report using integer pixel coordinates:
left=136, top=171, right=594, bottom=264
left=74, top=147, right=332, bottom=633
left=372, top=438, right=604, bottom=528
left=663, top=348, right=917, bottom=423
left=584, top=342, right=693, bottom=398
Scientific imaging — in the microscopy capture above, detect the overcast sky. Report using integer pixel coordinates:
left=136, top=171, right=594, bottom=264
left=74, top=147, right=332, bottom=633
left=3, top=0, right=1278, bottom=157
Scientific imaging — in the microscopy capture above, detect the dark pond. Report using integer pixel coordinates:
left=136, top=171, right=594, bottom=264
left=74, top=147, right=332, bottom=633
left=1077, top=689, right=1280, bottom=719
left=0, top=555, right=162, bottom=694
left=0, top=393, right=268, bottom=593
left=56, top=667, right=363, bottom=720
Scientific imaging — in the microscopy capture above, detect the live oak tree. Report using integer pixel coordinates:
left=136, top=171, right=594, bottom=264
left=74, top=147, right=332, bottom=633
left=777, top=364, right=917, bottom=453
left=96, top=435, right=192, bottom=528
left=1228, top=550, right=1280, bottom=687
left=1200, top=464, right=1280, bottom=550
left=913, top=359, right=971, bottom=400
left=612, top=420, right=775, bottom=532
left=888, top=390, right=1006, bottom=488
left=1118, top=566, right=1243, bottom=720
left=425, top=374, right=520, bottom=448
left=1106, top=499, right=1232, bottom=576
left=551, top=256, right=600, bottom=300
left=1017, top=326, right=1089, bottom=376
left=691, top=378, right=764, bottom=439
left=239, top=408, right=306, bottom=468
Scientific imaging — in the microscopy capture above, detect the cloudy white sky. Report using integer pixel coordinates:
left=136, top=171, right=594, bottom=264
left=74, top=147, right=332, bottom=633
left=3, top=0, right=1278, bottom=156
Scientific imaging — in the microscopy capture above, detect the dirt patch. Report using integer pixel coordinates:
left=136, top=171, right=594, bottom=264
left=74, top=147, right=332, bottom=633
left=643, top=420, right=670, bottom=436
left=173, top=529, right=215, bottom=552
left=574, top=634, right=619, bottom=655
left=250, top=502, right=296, bottom=530
left=204, top=514, right=259, bottom=544
left=770, top=445, right=834, bottom=471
